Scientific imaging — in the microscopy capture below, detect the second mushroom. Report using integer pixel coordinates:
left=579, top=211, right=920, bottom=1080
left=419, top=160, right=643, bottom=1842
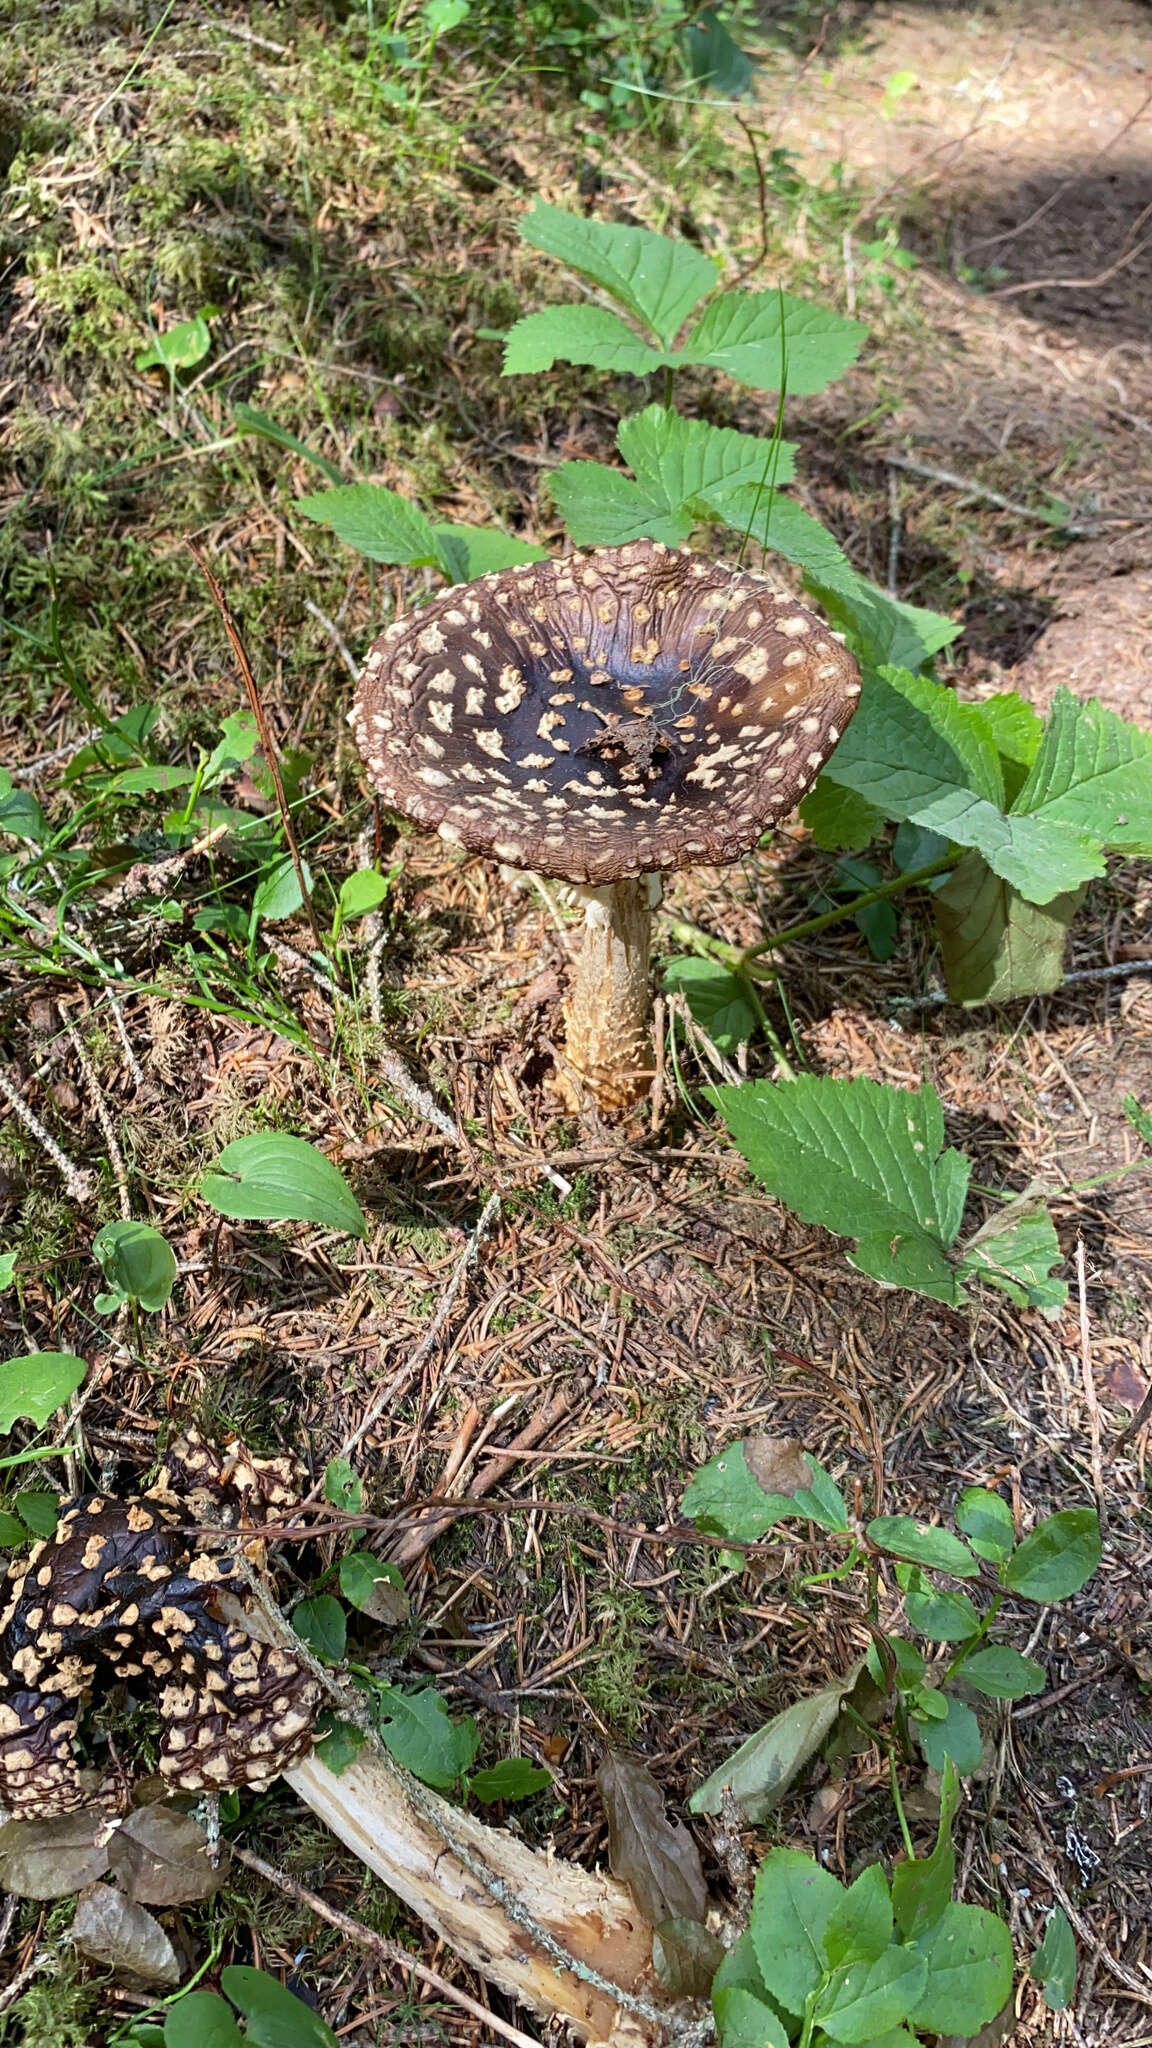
left=349, top=539, right=862, bottom=1110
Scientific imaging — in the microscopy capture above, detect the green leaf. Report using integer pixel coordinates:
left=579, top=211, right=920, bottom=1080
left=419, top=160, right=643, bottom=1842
left=663, top=958, right=757, bottom=1053
left=957, top=1194, right=1067, bottom=1314
left=549, top=461, right=693, bottom=548
left=867, top=1517, right=979, bottom=1579
left=12, top=1492, right=58, bottom=1539
left=800, top=777, right=888, bottom=853
left=620, top=406, right=796, bottom=518
left=0, top=1251, right=16, bottom=1290
left=324, top=1458, right=363, bottom=1511
left=682, top=12, right=755, bottom=96
left=164, top=1990, right=244, bottom=2048
left=0, top=1352, right=87, bottom=1432
left=233, top=404, right=343, bottom=484
left=136, top=314, right=211, bottom=372
left=373, top=1684, right=479, bottom=1788
left=934, top=853, right=1081, bottom=1004
left=338, top=869, right=392, bottom=921
left=1003, top=1508, right=1101, bottom=1601
left=961, top=1645, right=1045, bottom=1700
left=1031, top=1905, right=1076, bottom=2010
left=865, top=1635, right=926, bottom=1692
left=678, top=289, right=867, bottom=394
left=1124, top=1092, right=1152, bottom=1148
left=709, top=1074, right=971, bottom=1306
left=793, top=1458, right=852, bottom=1535
left=432, top=524, right=549, bottom=575
left=895, top=1564, right=980, bottom=1641
left=823, top=1865, right=893, bottom=1967
left=469, top=1758, right=552, bottom=1803
left=338, top=1552, right=407, bottom=1622
left=200, top=1133, right=369, bottom=1239
left=891, top=1759, right=959, bottom=1940
left=252, top=856, right=310, bottom=925
left=910, top=1685, right=949, bottom=1721
left=750, top=1848, right=845, bottom=2014
left=292, top=1593, right=347, bottom=1664
left=816, top=1946, right=928, bottom=2043
left=682, top=1438, right=830, bottom=1542
left=0, top=1513, right=28, bottom=1546
left=713, top=490, right=857, bottom=590
left=202, top=710, right=261, bottom=789
left=297, top=483, right=453, bottom=575
left=811, top=572, right=960, bottom=674
left=92, top=1220, right=177, bottom=1313
left=968, top=692, right=1043, bottom=803
left=913, top=1692, right=983, bottom=1776
left=908, top=1903, right=1013, bottom=2037
left=692, top=1663, right=867, bottom=1822
left=954, top=1488, right=1015, bottom=1564
left=314, top=1715, right=366, bottom=1775
left=1011, top=688, right=1152, bottom=858
left=0, top=772, right=49, bottom=844
left=503, top=305, right=667, bottom=377
left=221, top=1965, right=339, bottom=2047
left=713, top=1986, right=790, bottom=2048
left=518, top=201, right=718, bottom=346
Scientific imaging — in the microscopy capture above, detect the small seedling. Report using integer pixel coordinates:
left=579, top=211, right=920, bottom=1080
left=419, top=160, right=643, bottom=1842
left=92, top=1219, right=177, bottom=1317
left=199, top=1134, right=369, bottom=1240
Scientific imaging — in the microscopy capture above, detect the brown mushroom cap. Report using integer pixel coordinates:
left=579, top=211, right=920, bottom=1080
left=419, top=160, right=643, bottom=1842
left=350, top=539, right=862, bottom=886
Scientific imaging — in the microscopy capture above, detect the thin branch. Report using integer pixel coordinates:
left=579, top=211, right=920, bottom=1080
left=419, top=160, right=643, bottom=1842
left=882, top=452, right=1100, bottom=535
left=967, top=86, right=1152, bottom=250
left=0, top=1064, right=96, bottom=1203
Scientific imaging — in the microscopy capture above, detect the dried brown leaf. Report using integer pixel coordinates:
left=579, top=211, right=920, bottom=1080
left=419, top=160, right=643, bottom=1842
left=691, top=1661, right=870, bottom=1821
left=596, top=1753, right=707, bottom=1927
left=652, top=1917, right=725, bottom=1998
left=108, top=1803, right=227, bottom=1905
left=0, top=1807, right=112, bottom=1898
left=72, top=1881, right=182, bottom=1984
left=743, top=1436, right=811, bottom=1496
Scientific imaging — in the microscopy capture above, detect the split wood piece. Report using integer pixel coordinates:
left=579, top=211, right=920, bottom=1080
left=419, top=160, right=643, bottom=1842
left=285, top=1744, right=671, bottom=2044
left=388, top=1383, right=578, bottom=1570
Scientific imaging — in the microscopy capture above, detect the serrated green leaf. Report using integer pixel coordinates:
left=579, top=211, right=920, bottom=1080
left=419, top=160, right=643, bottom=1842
left=200, top=1133, right=369, bottom=1239
left=913, top=1692, right=983, bottom=1776
left=549, top=461, right=694, bottom=547
left=233, top=404, right=343, bottom=484
left=934, top=853, right=1081, bottom=1003
left=710, top=488, right=856, bottom=590
left=0, top=1513, right=27, bottom=1545
left=202, top=710, right=261, bottom=789
left=1003, top=1508, right=1101, bottom=1601
left=867, top=1516, right=978, bottom=1578
left=691, top=1663, right=867, bottom=1822
left=958, top=1195, right=1067, bottom=1314
left=678, top=289, right=867, bottom=394
left=221, top=1965, right=339, bottom=2048
left=663, top=957, right=757, bottom=1053
left=709, top=1074, right=970, bottom=1306
left=961, top=1645, right=1046, bottom=1700
left=433, top=523, right=549, bottom=575
left=292, top=1593, right=347, bottom=1664
left=1011, top=688, right=1152, bottom=857
left=518, top=201, right=718, bottom=345
left=816, top=1945, right=927, bottom=2043
left=469, top=1757, right=552, bottom=1802
left=682, top=11, right=755, bottom=96
left=297, top=483, right=452, bottom=574
left=374, top=1684, right=478, bottom=1788
left=954, top=1488, right=1015, bottom=1563
left=92, top=1220, right=177, bottom=1313
left=908, top=1903, right=1013, bottom=2036
left=823, top=1864, right=893, bottom=1968
left=810, top=572, right=960, bottom=674
left=1031, top=1905, right=1076, bottom=2010
left=750, top=1848, right=845, bottom=2013
left=503, top=305, right=667, bottom=377
left=968, top=692, right=1043, bottom=803
left=896, top=1564, right=979, bottom=1641
left=800, top=776, right=888, bottom=852
left=314, top=1714, right=367, bottom=1775
left=621, top=405, right=796, bottom=511
left=891, top=1759, right=958, bottom=1940
left=0, top=1352, right=87, bottom=1432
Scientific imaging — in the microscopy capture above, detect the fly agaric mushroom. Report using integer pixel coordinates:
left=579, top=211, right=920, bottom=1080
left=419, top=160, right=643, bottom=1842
left=350, top=539, right=861, bottom=1110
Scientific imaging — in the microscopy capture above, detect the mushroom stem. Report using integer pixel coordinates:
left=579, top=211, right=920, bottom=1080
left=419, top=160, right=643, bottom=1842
left=561, top=876, right=659, bottom=1112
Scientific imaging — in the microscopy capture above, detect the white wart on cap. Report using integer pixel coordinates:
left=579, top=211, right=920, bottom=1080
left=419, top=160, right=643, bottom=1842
left=349, top=539, right=862, bottom=885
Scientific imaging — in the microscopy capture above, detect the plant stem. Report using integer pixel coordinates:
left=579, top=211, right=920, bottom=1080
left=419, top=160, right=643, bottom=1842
left=889, top=1752, right=914, bottom=1860
left=740, top=853, right=958, bottom=966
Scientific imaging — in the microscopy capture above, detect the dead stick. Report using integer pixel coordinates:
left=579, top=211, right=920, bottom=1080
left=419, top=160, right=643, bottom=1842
left=185, top=534, right=323, bottom=953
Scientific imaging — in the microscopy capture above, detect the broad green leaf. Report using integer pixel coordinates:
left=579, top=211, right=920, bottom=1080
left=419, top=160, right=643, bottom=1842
left=314, top=1715, right=366, bottom=1775
left=750, top=1848, right=845, bottom=2014
left=200, top=1133, right=369, bottom=1239
left=911, top=1685, right=949, bottom=1720
left=549, top=461, right=693, bottom=547
left=338, top=869, right=392, bottom=920
left=895, top=1564, right=979, bottom=1641
left=373, top=1684, right=479, bottom=1788
left=136, top=314, right=211, bottom=372
left=683, top=11, right=755, bottom=96
left=324, top=1457, right=363, bottom=1511
left=292, top=1593, right=347, bottom=1664
left=913, top=1692, right=983, bottom=1776
left=108, top=764, right=197, bottom=795
left=233, top=404, right=342, bottom=484
left=0, top=1251, right=16, bottom=1290
left=1011, top=688, right=1152, bottom=857
left=954, top=1488, right=1014, bottom=1564
left=1003, top=1509, right=1101, bottom=1601
left=0, top=772, right=49, bottom=843
left=957, top=1195, right=1067, bottom=1314
left=867, top=1516, right=978, bottom=1579
left=793, top=1458, right=851, bottom=1534
left=503, top=305, right=667, bottom=377
left=202, top=710, right=261, bottom=788
left=961, top=1645, right=1045, bottom=1700
left=934, top=854, right=1081, bottom=1003
left=710, top=488, right=856, bottom=591
left=800, top=777, right=888, bottom=852
left=682, top=1438, right=826, bottom=1543
left=0, top=1352, right=86, bottom=1432
left=865, top=1635, right=926, bottom=1692
left=713, top=1986, right=790, bottom=2048
left=662, top=957, right=757, bottom=1053
left=92, top=1220, right=177, bottom=1313
left=251, top=855, right=310, bottom=924
left=908, top=1903, right=1013, bottom=2037
left=968, top=692, right=1043, bottom=802
left=891, top=1759, right=958, bottom=1940
left=810, top=571, right=960, bottom=674
left=469, top=1758, right=552, bottom=1802
left=619, top=405, right=796, bottom=517
left=297, top=483, right=452, bottom=574
left=518, top=201, right=718, bottom=346
left=709, top=1075, right=971, bottom=1306
left=1031, top=1905, right=1076, bottom=2010
left=823, top=1864, right=893, bottom=1967
left=164, top=1991, right=244, bottom=2048
left=15, top=1490, right=60, bottom=1540
left=678, top=289, right=867, bottom=394
left=0, top=1512, right=27, bottom=1545
left=692, top=1663, right=867, bottom=1822
left=433, top=523, right=549, bottom=574
left=816, top=1946, right=928, bottom=2043
left=713, top=1928, right=787, bottom=2031
left=221, top=1966, right=339, bottom=2048
left=338, top=1552, right=408, bottom=1626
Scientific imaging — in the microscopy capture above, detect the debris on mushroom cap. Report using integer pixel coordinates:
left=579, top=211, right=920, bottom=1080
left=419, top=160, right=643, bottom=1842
left=0, top=1435, right=323, bottom=1822
left=350, top=538, right=862, bottom=886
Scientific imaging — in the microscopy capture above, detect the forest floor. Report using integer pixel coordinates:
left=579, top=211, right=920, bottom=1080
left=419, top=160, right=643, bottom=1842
left=1, top=1, right=1150, bottom=2043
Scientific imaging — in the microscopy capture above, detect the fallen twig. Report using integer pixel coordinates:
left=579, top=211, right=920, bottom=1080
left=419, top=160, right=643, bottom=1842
left=0, top=1063, right=96, bottom=1204
left=388, top=1381, right=578, bottom=1569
